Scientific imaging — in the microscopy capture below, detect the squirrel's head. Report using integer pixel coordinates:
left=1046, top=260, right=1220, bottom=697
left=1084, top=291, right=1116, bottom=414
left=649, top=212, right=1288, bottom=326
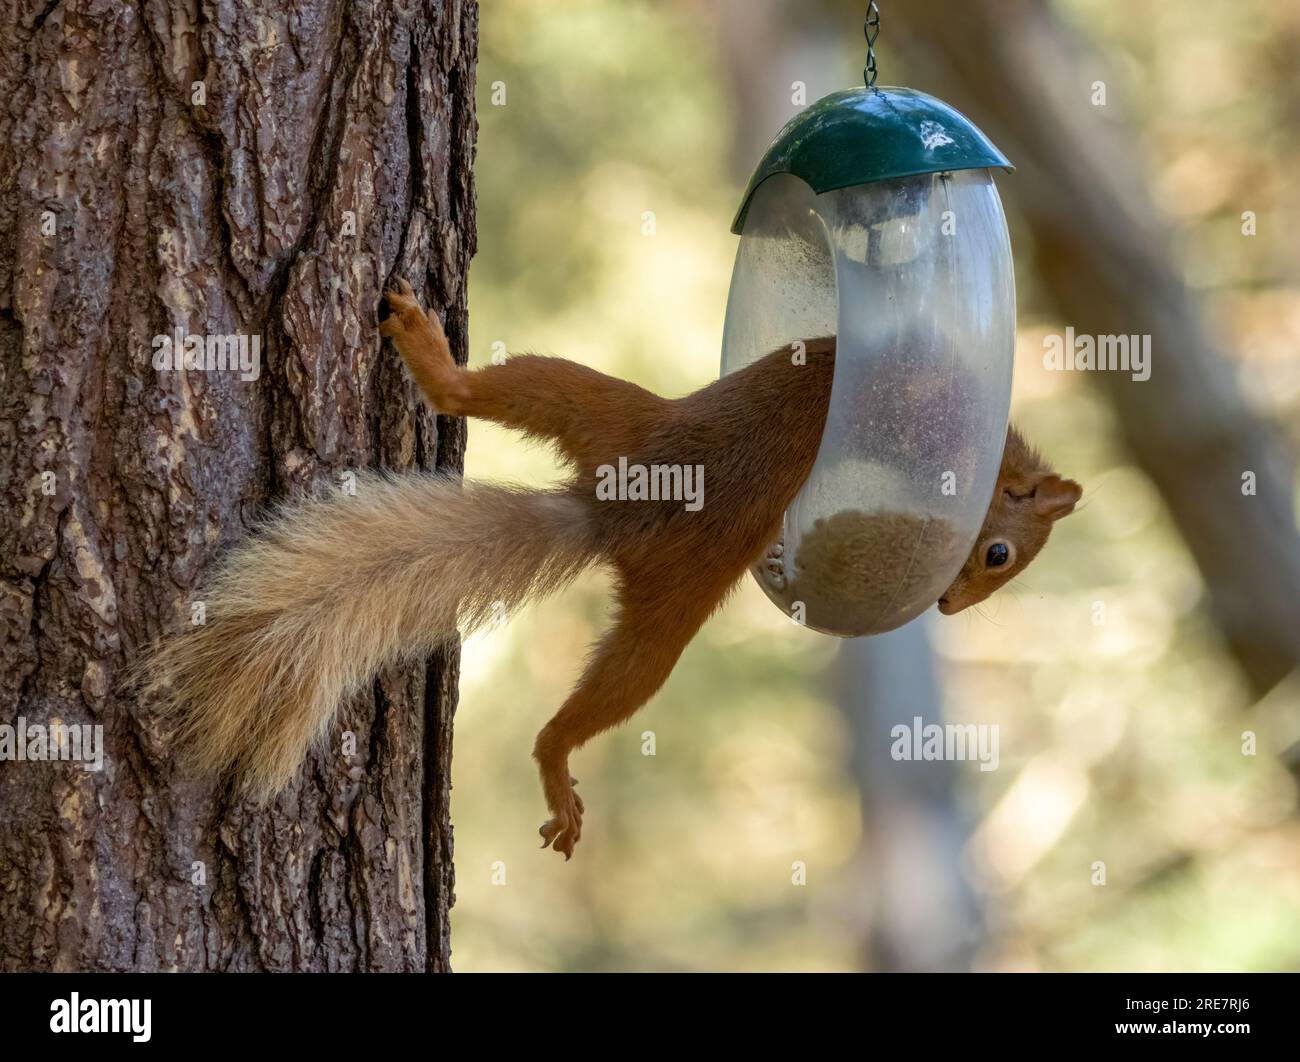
left=937, top=427, right=1081, bottom=616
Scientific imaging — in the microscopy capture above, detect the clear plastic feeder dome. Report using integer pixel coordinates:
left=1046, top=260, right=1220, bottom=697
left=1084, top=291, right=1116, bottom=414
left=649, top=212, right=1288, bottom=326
left=722, top=87, right=1016, bottom=637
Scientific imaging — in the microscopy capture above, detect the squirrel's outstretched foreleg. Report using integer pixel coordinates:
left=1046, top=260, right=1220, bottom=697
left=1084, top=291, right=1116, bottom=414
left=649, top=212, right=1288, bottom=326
left=381, top=280, right=668, bottom=467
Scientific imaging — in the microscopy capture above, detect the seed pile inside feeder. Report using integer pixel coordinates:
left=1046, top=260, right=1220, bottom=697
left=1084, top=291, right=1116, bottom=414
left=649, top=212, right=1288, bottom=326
left=790, top=509, right=964, bottom=619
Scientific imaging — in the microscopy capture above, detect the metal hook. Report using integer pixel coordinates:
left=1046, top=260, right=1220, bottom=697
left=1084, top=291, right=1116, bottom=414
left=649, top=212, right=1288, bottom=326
left=863, top=2, right=881, bottom=89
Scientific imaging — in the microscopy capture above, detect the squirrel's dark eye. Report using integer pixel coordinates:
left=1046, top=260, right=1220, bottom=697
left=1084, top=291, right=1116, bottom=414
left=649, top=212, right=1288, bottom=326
left=985, top=542, right=1010, bottom=568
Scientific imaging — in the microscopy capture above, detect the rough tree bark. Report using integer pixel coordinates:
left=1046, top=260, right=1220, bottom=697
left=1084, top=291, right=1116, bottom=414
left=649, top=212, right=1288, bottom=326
left=0, top=0, right=476, bottom=971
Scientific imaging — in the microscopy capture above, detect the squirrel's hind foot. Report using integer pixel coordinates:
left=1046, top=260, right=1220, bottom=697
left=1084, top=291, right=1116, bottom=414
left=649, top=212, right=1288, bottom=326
left=539, top=774, right=585, bottom=861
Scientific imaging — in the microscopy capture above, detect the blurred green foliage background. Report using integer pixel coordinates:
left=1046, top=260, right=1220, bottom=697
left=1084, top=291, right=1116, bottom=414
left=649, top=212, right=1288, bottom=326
left=450, top=0, right=1300, bottom=971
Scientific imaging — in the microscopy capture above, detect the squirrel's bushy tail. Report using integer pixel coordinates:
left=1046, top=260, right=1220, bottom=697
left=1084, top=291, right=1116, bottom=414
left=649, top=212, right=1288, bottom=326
left=138, top=474, right=598, bottom=801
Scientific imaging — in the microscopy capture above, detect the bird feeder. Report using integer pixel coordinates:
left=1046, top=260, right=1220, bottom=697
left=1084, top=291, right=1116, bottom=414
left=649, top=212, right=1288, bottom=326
left=721, top=82, right=1016, bottom=637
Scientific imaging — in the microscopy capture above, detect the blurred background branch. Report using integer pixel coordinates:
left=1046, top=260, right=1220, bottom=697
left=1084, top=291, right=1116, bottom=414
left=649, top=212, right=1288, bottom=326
left=889, top=0, right=1300, bottom=697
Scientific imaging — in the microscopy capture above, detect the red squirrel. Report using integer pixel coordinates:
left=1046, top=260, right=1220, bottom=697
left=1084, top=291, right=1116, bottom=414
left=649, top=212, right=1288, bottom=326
left=142, top=278, right=1081, bottom=860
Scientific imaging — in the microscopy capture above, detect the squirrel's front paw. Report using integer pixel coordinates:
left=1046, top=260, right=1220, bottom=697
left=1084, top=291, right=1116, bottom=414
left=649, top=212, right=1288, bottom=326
left=378, top=276, right=427, bottom=339
left=539, top=775, right=585, bottom=861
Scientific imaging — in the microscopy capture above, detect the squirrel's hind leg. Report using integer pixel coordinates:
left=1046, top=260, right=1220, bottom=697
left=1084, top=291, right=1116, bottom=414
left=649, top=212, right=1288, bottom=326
left=532, top=559, right=733, bottom=859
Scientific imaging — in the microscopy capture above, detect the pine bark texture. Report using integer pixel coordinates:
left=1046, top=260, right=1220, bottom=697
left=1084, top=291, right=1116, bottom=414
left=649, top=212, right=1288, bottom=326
left=0, top=0, right=477, bottom=972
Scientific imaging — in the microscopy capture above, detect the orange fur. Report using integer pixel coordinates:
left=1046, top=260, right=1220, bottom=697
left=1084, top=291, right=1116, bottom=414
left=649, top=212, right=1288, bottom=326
left=938, top=425, right=1082, bottom=614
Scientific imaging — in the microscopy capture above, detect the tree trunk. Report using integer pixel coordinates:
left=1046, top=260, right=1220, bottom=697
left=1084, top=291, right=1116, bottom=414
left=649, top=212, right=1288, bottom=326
left=837, top=626, right=986, bottom=972
left=0, top=0, right=476, bottom=972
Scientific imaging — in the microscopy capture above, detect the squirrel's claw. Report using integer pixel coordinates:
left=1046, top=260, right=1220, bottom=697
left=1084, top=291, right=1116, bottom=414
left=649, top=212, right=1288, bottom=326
left=379, top=279, right=429, bottom=342
left=538, top=776, right=584, bottom=860
left=383, top=275, right=415, bottom=299
left=381, top=278, right=423, bottom=318
left=539, top=817, right=576, bottom=860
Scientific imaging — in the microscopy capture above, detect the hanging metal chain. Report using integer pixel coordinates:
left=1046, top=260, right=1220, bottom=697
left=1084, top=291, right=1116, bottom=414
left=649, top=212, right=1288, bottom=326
left=863, top=2, right=881, bottom=88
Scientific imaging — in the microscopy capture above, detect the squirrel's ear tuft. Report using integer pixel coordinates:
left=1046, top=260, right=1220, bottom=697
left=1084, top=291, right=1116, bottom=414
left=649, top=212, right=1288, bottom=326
left=1033, top=475, right=1083, bottom=520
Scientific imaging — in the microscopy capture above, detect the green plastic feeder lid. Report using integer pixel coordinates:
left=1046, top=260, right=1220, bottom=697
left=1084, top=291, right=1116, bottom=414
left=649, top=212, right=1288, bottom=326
left=732, top=86, right=1013, bottom=234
